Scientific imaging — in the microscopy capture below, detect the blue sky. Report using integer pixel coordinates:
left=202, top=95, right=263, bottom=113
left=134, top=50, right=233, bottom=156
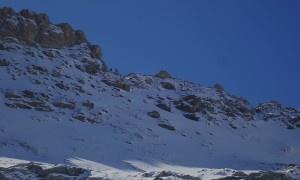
left=1, top=1, right=300, bottom=108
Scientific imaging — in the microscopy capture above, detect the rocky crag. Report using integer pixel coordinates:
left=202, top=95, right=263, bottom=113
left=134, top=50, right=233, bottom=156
left=0, top=7, right=103, bottom=60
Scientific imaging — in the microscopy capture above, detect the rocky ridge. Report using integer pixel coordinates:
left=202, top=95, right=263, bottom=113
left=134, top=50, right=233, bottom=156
left=0, top=7, right=103, bottom=60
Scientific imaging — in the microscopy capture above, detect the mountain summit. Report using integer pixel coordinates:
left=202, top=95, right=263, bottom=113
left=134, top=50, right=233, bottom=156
left=0, top=7, right=300, bottom=179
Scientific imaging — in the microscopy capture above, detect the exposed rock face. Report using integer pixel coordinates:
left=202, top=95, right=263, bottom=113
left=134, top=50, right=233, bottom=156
left=102, top=79, right=131, bottom=92
left=213, top=83, right=224, bottom=92
left=156, top=102, right=171, bottom=112
left=0, top=162, right=88, bottom=179
left=4, top=90, right=53, bottom=112
left=0, top=7, right=103, bottom=60
left=0, top=6, right=16, bottom=17
left=155, top=70, right=172, bottom=79
left=161, top=81, right=176, bottom=90
left=173, top=94, right=256, bottom=121
left=0, top=7, right=86, bottom=48
left=158, top=124, right=176, bottom=131
left=89, top=44, right=102, bottom=59
left=148, top=110, right=160, bottom=118
left=0, top=59, right=9, bottom=66
left=256, top=101, right=300, bottom=129
left=184, top=113, right=199, bottom=121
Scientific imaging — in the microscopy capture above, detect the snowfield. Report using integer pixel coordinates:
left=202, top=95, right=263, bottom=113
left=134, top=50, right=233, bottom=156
left=1, top=38, right=300, bottom=179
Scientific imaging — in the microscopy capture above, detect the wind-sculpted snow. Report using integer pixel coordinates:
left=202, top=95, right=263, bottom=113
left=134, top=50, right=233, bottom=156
left=1, top=23, right=300, bottom=180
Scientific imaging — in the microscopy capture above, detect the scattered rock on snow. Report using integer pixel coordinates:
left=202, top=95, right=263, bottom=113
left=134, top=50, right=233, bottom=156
left=158, top=124, right=176, bottom=131
left=183, top=113, right=200, bottom=121
left=82, top=100, right=94, bottom=109
left=52, top=101, right=75, bottom=109
left=102, top=79, right=131, bottom=92
left=156, top=103, right=171, bottom=112
left=0, top=59, right=10, bottom=66
left=148, top=110, right=160, bottom=119
left=161, top=82, right=176, bottom=90
left=216, top=171, right=293, bottom=180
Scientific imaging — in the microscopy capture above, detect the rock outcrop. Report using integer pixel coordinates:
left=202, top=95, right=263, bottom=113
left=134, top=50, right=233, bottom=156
left=0, top=7, right=102, bottom=60
left=155, top=70, right=172, bottom=79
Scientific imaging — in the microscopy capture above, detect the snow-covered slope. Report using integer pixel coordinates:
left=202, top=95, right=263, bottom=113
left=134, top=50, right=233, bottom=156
left=1, top=7, right=300, bottom=180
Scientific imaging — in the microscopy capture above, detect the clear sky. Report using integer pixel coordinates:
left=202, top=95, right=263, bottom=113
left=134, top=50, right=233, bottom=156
left=1, top=1, right=300, bottom=109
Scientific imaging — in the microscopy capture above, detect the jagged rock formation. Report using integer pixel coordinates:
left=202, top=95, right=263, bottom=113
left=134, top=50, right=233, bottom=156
left=155, top=70, right=173, bottom=79
left=0, top=7, right=103, bottom=60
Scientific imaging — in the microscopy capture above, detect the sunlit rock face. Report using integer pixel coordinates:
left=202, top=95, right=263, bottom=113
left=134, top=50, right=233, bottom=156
left=0, top=7, right=104, bottom=60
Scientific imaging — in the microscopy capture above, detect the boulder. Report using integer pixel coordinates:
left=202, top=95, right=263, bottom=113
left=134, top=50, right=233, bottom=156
left=52, top=101, right=76, bottom=109
left=148, top=110, right=160, bottom=118
left=183, top=113, right=199, bottom=121
left=82, top=101, right=94, bottom=109
left=158, top=124, right=175, bottom=131
left=156, top=103, right=171, bottom=112
left=155, top=70, right=172, bottom=79
left=102, top=79, right=131, bottom=92
left=161, top=82, right=175, bottom=90
left=22, top=90, right=35, bottom=98
left=0, top=59, right=10, bottom=66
